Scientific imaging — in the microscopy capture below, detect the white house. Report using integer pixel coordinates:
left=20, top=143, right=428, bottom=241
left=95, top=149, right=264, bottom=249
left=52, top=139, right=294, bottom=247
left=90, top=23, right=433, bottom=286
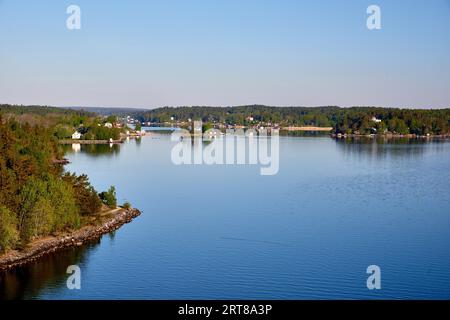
left=371, top=117, right=382, bottom=123
left=72, top=131, right=81, bottom=140
left=104, top=122, right=113, bottom=128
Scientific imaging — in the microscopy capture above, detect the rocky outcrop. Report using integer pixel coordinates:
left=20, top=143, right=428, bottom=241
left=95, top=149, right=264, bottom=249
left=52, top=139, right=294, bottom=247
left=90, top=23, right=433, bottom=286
left=0, top=208, right=141, bottom=272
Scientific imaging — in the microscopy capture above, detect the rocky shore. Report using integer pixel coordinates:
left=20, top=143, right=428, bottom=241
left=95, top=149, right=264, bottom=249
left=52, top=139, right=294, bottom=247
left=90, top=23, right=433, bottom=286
left=0, top=208, right=141, bottom=272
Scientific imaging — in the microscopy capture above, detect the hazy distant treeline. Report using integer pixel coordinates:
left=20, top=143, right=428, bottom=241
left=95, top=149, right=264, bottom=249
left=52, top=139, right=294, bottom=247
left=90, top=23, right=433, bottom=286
left=0, top=104, right=122, bottom=140
left=2, top=104, right=449, bottom=135
left=135, top=105, right=450, bottom=135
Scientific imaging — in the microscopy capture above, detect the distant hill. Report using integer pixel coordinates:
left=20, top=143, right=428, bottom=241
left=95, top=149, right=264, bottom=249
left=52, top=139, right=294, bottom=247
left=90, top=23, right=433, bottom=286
left=0, top=104, right=93, bottom=116
left=63, top=106, right=150, bottom=116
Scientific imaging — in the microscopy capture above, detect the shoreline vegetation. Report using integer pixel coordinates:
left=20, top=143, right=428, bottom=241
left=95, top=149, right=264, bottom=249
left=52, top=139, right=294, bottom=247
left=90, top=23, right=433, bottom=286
left=0, top=105, right=142, bottom=271
left=129, top=105, right=450, bottom=137
left=0, top=207, right=140, bottom=272
left=0, top=103, right=449, bottom=271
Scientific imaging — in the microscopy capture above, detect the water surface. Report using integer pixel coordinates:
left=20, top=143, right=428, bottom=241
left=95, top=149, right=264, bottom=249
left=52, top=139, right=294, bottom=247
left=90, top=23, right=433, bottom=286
left=1, top=135, right=450, bottom=299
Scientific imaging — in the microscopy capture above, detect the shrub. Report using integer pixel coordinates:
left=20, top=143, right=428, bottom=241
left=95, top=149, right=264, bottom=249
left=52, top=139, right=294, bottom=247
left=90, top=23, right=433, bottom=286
left=123, top=202, right=131, bottom=210
left=100, top=186, right=117, bottom=208
left=0, top=205, right=19, bottom=252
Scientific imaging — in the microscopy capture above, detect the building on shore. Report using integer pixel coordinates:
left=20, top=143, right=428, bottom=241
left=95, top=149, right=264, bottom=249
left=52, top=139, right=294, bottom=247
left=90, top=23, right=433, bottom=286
left=72, top=131, right=81, bottom=140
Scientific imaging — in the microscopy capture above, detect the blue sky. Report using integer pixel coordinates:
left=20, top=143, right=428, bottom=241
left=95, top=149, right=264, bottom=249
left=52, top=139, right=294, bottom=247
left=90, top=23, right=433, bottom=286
left=0, top=0, right=449, bottom=108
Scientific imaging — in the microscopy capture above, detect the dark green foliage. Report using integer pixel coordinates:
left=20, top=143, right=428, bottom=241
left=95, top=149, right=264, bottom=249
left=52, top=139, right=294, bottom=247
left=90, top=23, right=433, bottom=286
left=0, top=205, right=19, bottom=252
left=123, top=202, right=131, bottom=210
left=105, top=115, right=117, bottom=123
left=134, top=123, right=142, bottom=131
left=133, top=105, right=450, bottom=135
left=0, top=115, right=104, bottom=249
left=100, top=186, right=117, bottom=208
left=53, top=124, right=73, bottom=139
left=83, top=125, right=121, bottom=140
left=0, top=104, right=123, bottom=141
left=62, top=173, right=103, bottom=216
left=0, top=104, right=94, bottom=117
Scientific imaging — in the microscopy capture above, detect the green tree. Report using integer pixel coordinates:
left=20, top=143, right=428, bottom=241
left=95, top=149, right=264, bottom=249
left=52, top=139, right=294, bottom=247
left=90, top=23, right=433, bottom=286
left=18, top=177, right=48, bottom=242
left=395, top=119, right=409, bottom=135
left=45, top=174, right=80, bottom=231
left=100, top=186, right=117, bottom=208
left=123, top=202, right=131, bottom=210
left=0, top=205, right=19, bottom=252
left=63, top=173, right=102, bottom=215
left=375, top=121, right=387, bottom=134
left=53, top=124, right=73, bottom=139
left=27, top=197, right=54, bottom=238
left=135, top=123, right=142, bottom=131
left=0, top=111, right=116, bottom=253
left=18, top=175, right=80, bottom=243
left=105, top=115, right=117, bottom=124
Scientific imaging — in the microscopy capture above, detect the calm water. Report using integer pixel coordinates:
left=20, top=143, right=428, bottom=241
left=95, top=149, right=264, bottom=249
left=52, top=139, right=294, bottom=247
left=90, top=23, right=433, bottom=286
left=1, top=134, right=450, bottom=299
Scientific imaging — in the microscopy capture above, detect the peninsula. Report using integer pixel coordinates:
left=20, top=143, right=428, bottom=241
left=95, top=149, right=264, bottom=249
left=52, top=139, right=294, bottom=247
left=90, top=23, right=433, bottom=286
left=0, top=105, right=141, bottom=270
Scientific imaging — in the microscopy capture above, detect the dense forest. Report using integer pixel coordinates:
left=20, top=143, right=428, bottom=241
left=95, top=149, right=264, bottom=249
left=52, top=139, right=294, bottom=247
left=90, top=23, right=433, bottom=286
left=3, top=104, right=449, bottom=136
left=0, top=108, right=118, bottom=253
left=0, top=104, right=123, bottom=141
left=134, top=106, right=450, bottom=135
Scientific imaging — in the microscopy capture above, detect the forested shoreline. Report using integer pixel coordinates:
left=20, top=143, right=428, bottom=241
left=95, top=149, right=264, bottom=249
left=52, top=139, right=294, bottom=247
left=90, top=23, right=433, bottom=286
left=135, top=105, right=450, bottom=136
left=3, top=104, right=449, bottom=136
left=0, top=107, right=121, bottom=254
left=0, top=104, right=123, bottom=141
left=1, top=103, right=449, bottom=253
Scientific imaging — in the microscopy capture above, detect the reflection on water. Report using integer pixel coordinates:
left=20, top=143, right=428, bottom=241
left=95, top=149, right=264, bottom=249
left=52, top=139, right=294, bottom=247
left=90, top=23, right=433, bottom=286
left=0, top=239, right=102, bottom=300
left=2, top=135, right=450, bottom=299
left=135, top=137, right=142, bottom=146
left=335, top=137, right=449, bottom=160
left=61, top=143, right=121, bottom=158
left=280, top=130, right=330, bottom=137
left=72, top=143, right=81, bottom=152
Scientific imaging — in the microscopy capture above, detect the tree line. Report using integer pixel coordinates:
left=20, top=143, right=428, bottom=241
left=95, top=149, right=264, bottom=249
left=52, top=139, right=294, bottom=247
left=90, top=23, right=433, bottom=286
left=134, top=105, right=450, bottom=135
left=0, top=114, right=118, bottom=253
left=0, top=104, right=123, bottom=141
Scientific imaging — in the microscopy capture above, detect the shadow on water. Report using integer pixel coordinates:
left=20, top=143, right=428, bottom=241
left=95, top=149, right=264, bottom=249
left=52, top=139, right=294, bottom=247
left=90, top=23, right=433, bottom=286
left=280, top=130, right=330, bottom=137
left=334, top=137, right=450, bottom=159
left=61, top=143, right=121, bottom=158
left=134, top=137, right=142, bottom=146
left=0, top=239, right=102, bottom=300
